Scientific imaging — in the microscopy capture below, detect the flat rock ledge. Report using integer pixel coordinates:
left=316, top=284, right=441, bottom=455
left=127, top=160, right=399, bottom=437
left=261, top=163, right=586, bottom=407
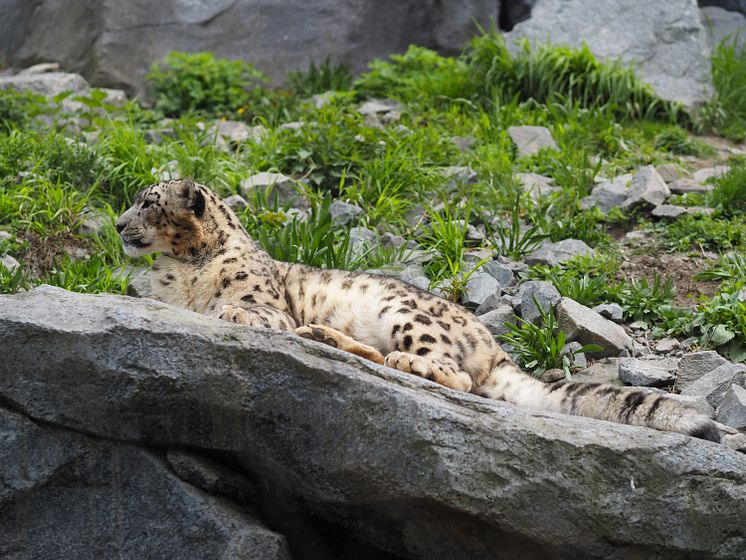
left=2, top=286, right=746, bottom=559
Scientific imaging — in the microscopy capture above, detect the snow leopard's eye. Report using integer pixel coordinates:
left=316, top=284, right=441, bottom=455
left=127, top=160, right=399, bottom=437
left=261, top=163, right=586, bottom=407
left=141, top=199, right=153, bottom=210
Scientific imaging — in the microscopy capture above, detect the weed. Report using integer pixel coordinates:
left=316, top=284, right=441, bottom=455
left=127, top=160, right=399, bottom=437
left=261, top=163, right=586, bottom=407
left=711, top=159, right=746, bottom=215
left=147, top=51, right=268, bottom=116
left=499, top=297, right=601, bottom=377
left=485, top=196, right=547, bottom=259
left=614, top=272, right=676, bottom=326
left=287, top=57, right=353, bottom=96
left=698, top=37, right=746, bottom=141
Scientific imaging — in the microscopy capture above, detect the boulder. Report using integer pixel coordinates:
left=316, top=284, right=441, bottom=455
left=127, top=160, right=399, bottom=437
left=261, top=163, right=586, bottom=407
left=618, top=358, right=676, bottom=388
left=480, top=260, right=515, bottom=288
left=525, top=239, right=595, bottom=267
left=701, top=6, right=746, bottom=51
left=622, top=166, right=671, bottom=211
left=0, top=406, right=289, bottom=559
left=2, top=286, right=746, bottom=558
left=506, top=0, right=712, bottom=108
left=519, top=280, right=561, bottom=323
left=556, top=297, right=633, bottom=358
left=223, top=194, right=250, bottom=212
left=2, top=1, right=498, bottom=97
left=507, top=125, right=558, bottom=156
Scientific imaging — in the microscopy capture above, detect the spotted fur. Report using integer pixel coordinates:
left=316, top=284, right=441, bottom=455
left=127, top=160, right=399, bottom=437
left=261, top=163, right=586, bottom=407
left=116, top=178, right=720, bottom=443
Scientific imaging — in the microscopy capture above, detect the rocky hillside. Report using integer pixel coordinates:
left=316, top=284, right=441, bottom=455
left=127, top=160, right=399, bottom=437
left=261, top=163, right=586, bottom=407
left=2, top=3, right=746, bottom=558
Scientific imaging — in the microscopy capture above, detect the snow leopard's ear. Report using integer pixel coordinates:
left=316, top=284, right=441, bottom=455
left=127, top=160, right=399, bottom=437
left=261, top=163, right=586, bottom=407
left=180, top=177, right=205, bottom=218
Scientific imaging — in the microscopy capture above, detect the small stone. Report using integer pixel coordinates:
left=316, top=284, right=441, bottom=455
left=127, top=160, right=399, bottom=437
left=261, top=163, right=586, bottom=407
left=562, top=341, right=588, bottom=369
left=358, top=99, right=402, bottom=115
left=278, top=121, right=304, bottom=131
left=77, top=209, right=109, bottom=236
left=677, top=351, right=729, bottom=391
left=654, top=163, right=683, bottom=184
left=621, top=166, right=671, bottom=211
left=520, top=281, right=560, bottom=323
left=310, top=92, right=336, bottom=108
left=349, top=226, right=378, bottom=258
left=475, top=294, right=502, bottom=315
left=223, top=194, right=249, bottom=212
left=515, top=172, right=559, bottom=200
left=1, top=255, right=20, bottom=273
left=500, top=293, right=523, bottom=312
left=125, top=267, right=154, bottom=299
left=18, top=62, right=60, bottom=76
left=693, top=165, right=729, bottom=184
left=441, top=166, right=478, bottom=191
left=592, top=303, right=624, bottom=323
left=406, top=276, right=431, bottom=291
left=462, top=272, right=500, bottom=308
left=525, top=239, right=595, bottom=267
left=668, top=178, right=713, bottom=195
left=574, top=358, right=624, bottom=386
left=680, top=363, right=746, bottom=409
left=655, top=338, right=680, bottom=353
left=240, top=172, right=308, bottom=208
left=651, top=205, right=688, bottom=219
left=451, top=219, right=483, bottom=241
left=722, top=432, right=746, bottom=453
left=0, top=231, right=12, bottom=241
left=212, top=120, right=251, bottom=144
left=541, top=369, right=566, bottom=383
left=282, top=208, right=308, bottom=225
left=507, top=125, right=558, bottom=157
left=462, top=249, right=492, bottom=265
left=451, top=136, right=475, bottom=152
left=480, top=261, right=515, bottom=288
left=556, top=297, right=633, bottom=358
left=618, top=358, right=676, bottom=387
left=477, top=304, right=516, bottom=337
left=329, top=200, right=363, bottom=226
left=0, top=72, right=89, bottom=96
left=580, top=175, right=631, bottom=213
left=716, top=385, right=746, bottom=431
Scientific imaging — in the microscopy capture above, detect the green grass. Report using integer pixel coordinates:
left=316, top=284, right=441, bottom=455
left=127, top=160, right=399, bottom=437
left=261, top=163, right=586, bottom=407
left=1, top=34, right=745, bottom=362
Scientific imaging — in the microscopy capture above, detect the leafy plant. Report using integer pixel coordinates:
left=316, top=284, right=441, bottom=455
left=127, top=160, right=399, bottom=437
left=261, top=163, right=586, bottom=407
left=147, top=51, right=268, bottom=116
left=711, top=159, right=746, bottom=215
left=288, top=57, right=353, bottom=96
left=485, top=196, right=547, bottom=259
left=530, top=267, right=610, bottom=308
left=614, top=273, right=676, bottom=326
left=499, top=297, right=602, bottom=378
left=0, top=262, right=28, bottom=294
left=698, top=36, right=746, bottom=140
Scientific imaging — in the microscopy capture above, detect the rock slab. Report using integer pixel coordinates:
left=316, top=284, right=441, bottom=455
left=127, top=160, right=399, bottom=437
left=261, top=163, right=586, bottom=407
left=556, top=297, right=633, bottom=358
left=2, top=286, right=746, bottom=559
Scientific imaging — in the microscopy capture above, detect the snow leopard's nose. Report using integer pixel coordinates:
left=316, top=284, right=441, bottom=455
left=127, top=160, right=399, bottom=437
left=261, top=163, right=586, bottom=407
left=115, top=220, right=126, bottom=234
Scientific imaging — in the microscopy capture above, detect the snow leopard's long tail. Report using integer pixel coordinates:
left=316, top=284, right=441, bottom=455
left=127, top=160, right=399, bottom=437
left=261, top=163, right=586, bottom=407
left=476, top=357, right=720, bottom=442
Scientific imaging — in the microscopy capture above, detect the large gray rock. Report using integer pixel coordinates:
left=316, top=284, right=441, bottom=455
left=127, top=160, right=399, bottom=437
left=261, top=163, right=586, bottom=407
left=2, top=0, right=499, bottom=97
left=702, top=6, right=746, bottom=51
left=0, top=406, right=289, bottom=559
left=507, top=0, right=713, bottom=108
left=556, top=297, right=633, bottom=358
left=2, top=286, right=746, bottom=559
